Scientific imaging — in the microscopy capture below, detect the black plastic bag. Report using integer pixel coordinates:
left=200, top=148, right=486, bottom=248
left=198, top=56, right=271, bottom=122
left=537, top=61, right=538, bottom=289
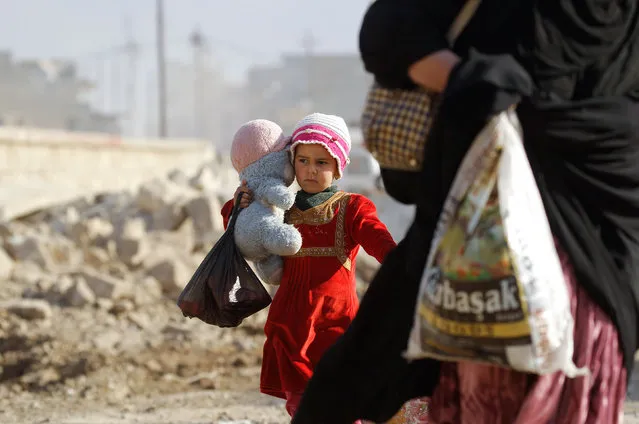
left=177, top=194, right=272, bottom=327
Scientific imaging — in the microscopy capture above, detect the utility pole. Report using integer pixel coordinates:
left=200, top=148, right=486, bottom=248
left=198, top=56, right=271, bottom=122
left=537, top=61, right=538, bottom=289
left=110, top=53, right=121, bottom=134
left=189, top=28, right=204, bottom=139
left=123, top=16, right=139, bottom=136
left=156, top=0, right=168, bottom=138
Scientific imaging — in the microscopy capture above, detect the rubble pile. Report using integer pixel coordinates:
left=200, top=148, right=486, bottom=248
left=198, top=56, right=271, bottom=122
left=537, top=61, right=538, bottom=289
left=0, top=156, right=380, bottom=421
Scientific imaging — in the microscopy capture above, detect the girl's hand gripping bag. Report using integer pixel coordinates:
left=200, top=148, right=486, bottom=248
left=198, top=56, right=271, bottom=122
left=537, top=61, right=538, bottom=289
left=405, top=110, right=588, bottom=377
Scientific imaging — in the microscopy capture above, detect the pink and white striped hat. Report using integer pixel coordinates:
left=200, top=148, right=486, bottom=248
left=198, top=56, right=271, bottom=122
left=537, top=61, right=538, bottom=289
left=290, top=113, right=352, bottom=178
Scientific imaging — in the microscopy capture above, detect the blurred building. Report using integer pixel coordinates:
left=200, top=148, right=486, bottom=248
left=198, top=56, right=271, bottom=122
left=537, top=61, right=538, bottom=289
left=246, top=53, right=373, bottom=132
left=145, top=56, right=247, bottom=152
left=0, top=51, right=119, bottom=133
left=162, top=61, right=224, bottom=141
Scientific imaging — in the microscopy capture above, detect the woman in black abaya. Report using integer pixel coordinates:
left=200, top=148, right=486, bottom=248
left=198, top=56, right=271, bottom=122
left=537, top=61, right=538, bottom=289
left=292, top=0, right=639, bottom=422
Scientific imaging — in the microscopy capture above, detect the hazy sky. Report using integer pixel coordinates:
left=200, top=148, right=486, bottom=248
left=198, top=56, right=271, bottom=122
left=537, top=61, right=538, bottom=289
left=1, top=1, right=373, bottom=137
left=2, top=0, right=371, bottom=79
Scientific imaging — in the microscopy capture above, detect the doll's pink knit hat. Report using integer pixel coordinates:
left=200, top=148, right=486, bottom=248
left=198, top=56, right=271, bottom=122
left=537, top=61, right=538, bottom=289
left=290, top=113, right=352, bottom=179
left=231, top=119, right=290, bottom=172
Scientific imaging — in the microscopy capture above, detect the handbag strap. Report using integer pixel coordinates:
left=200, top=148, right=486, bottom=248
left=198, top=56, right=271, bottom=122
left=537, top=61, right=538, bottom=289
left=228, top=192, right=245, bottom=230
left=447, top=0, right=481, bottom=44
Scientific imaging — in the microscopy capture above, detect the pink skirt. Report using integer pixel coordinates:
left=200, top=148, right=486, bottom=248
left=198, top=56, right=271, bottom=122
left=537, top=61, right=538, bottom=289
left=361, top=397, right=431, bottom=424
left=427, top=244, right=628, bottom=424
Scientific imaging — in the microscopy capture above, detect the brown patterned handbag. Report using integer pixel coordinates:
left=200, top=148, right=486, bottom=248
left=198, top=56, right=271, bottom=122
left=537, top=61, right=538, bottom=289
left=361, top=0, right=481, bottom=171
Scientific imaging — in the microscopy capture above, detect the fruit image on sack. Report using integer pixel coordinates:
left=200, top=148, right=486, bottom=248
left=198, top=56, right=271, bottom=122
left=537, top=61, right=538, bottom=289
left=405, top=111, right=588, bottom=377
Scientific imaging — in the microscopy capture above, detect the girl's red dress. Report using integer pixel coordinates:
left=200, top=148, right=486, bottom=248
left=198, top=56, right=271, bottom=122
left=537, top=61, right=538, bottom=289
left=221, top=190, right=396, bottom=399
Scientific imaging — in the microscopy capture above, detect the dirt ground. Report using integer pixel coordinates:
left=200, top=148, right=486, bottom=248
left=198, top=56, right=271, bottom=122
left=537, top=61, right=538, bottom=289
left=4, top=296, right=639, bottom=424
left=2, top=389, right=289, bottom=424
left=3, top=294, right=639, bottom=424
left=0, top=293, right=290, bottom=424
left=0, top=175, right=388, bottom=424
left=2, top=187, right=639, bottom=424
left=1, top=388, right=285, bottom=423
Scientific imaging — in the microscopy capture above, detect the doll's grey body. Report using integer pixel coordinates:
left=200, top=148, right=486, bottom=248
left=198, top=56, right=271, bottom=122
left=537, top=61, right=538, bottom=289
left=234, top=149, right=302, bottom=284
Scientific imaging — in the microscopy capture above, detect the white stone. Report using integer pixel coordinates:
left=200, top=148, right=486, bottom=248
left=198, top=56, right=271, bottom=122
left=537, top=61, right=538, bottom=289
left=77, top=268, right=129, bottom=300
left=0, top=298, right=52, bottom=320
left=83, top=247, right=111, bottom=269
left=69, top=217, right=113, bottom=246
left=0, top=247, right=15, bottom=281
left=132, top=276, right=163, bottom=306
left=147, top=258, right=192, bottom=297
left=189, top=165, right=219, bottom=192
left=136, top=179, right=186, bottom=213
left=65, top=278, right=96, bottom=307
left=5, top=234, right=53, bottom=269
left=185, top=195, right=224, bottom=249
left=116, top=237, right=148, bottom=268
left=151, top=202, right=187, bottom=232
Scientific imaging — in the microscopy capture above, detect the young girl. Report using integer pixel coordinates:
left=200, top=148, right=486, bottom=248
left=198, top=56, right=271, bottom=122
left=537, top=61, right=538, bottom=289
left=221, top=113, right=404, bottom=420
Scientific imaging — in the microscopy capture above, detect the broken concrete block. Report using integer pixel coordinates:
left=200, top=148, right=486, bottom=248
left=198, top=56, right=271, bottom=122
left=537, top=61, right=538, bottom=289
left=0, top=299, right=52, bottom=320
left=65, top=278, right=96, bottom=307
left=0, top=247, right=15, bottom=281
left=147, top=258, right=191, bottom=297
left=116, top=237, right=148, bottom=268
left=5, top=235, right=54, bottom=270
left=185, top=195, right=224, bottom=249
left=77, top=268, right=129, bottom=300
left=69, top=217, right=113, bottom=247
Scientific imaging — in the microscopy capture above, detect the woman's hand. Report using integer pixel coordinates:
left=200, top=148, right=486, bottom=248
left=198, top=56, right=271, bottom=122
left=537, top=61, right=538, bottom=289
left=408, top=49, right=461, bottom=93
left=234, top=180, right=253, bottom=209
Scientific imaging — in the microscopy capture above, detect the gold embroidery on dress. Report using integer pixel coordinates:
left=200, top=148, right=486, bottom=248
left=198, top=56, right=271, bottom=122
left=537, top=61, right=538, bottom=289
left=286, top=191, right=349, bottom=226
left=334, top=196, right=351, bottom=270
left=290, top=194, right=352, bottom=270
